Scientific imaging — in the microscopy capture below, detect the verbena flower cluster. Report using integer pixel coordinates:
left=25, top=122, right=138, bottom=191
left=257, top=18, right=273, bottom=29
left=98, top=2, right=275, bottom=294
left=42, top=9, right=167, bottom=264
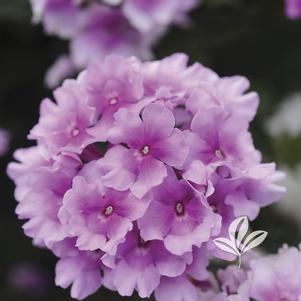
left=8, top=54, right=285, bottom=300
left=285, top=0, right=301, bottom=19
left=202, top=245, right=301, bottom=301
left=29, top=0, right=200, bottom=87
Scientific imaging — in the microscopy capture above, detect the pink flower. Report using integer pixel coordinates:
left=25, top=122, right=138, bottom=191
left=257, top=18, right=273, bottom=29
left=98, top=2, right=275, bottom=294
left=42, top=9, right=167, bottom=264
left=155, top=275, right=200, bottom=301
left=29, top=0, right=201, bottom=86
left=122, top=0, right=200, bottom=33
left=85, top=55, right=144, bottom=141
left=59, top=162, right=150, bottom=253
left=138, top=169, right=221, bottom=255
left=69, top=4, right=155, bottom=69
left=107, top=103, right=188, bottom=197
left=186, top=76, right=259, bottom=123
left=189, top=106, right=260, bottom=168
left=8, top=54, right=284, bottom=300
left=285, top=0, right=301, bottom=19
left=45, top=55, right=75, bottom=89
left=52, top=239, right=103, bottom=300
left=247, top=246, right=301, bottom=301
left=8, top=148, right=81, bottom=247
left=29, top=80, right=96, bottom=154
left=30, top=0, right=80, bottom=38
left=208, top=246, right=301, bottom=301
left=102, top=227, right=193, bottom=298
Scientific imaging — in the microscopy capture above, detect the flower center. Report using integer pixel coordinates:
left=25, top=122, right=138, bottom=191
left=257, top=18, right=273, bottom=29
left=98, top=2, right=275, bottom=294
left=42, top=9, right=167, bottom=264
left=175, top=202, right=185, bottom=216
left=71, top=127, right=80, bottom=137
left=211, top=204, right=217, bottom=213
left=108, top=96, right=118, bottom=106
left=103, top=0, right=124, bottom=6
left=140, top=145, right=150, bottom=156
left=216, top=166, right=231, bottom=179
left=138, top=237, right=149, bottom=248
left=103, top=205, right=114, bottom=217
left=214, top=149, right=224, bottom=159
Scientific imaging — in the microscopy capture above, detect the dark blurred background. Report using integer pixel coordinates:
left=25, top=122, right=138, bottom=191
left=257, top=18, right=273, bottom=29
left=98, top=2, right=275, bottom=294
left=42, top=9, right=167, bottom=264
left=1, top=0, right=301, bottom=300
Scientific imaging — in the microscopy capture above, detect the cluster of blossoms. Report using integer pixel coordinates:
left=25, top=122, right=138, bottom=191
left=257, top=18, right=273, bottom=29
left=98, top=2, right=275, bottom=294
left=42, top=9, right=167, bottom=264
left=203, top=245, right=301, bottom=301
left=8, top=54, right=285, bottom=300
left=29, top=0, right=200, bottom=87
left=285, top=0, right=301, bottom=19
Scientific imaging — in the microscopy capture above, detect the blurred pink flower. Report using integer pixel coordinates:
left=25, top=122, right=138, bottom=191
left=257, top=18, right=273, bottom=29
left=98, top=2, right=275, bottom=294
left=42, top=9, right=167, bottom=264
left=285, top=0, right=301, bottom=19
left=6, top=262, right=49, bottom=298
left=29, top=0, right=201, bottom=87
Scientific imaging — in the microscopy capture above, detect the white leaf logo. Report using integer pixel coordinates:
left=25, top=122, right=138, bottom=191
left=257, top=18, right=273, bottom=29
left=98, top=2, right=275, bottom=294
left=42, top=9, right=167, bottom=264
left=213, top=216, right=268, bottom=267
